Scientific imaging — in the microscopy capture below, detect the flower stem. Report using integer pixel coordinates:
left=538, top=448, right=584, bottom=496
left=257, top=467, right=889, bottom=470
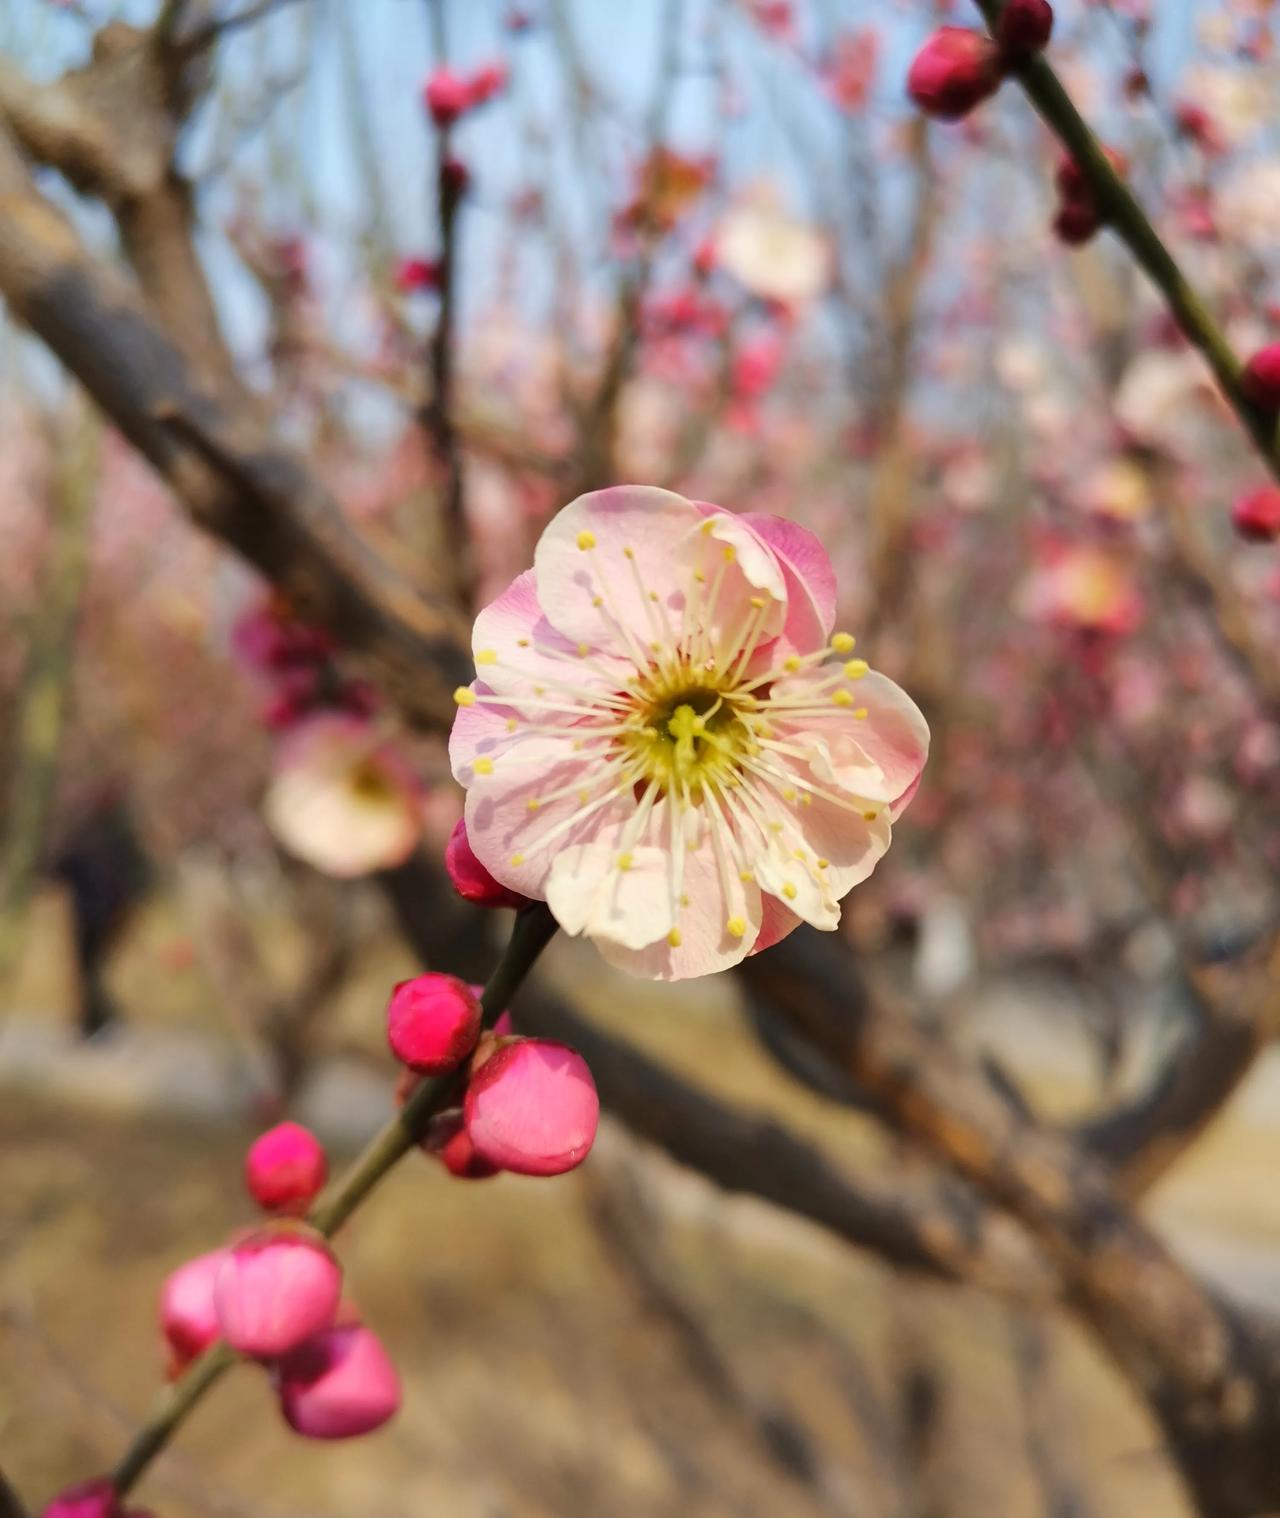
left=970, top=0, right=1280, bottom=479
left=110, top=902, right=558, bottom=1496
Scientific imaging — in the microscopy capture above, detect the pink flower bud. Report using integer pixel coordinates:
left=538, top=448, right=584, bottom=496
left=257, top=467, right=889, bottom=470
left=395, top=256, right=443, bottom=294
left=445, top=817, right=528, bottom=908
left=995, top=0, right=1053, bottom=59
left=386, top=973, right=482, bottom=1074
left=160, top=1248, right=228, bottom=1373
left=214, top=1233, right=342, bottom=1358
left=907, top=28, right=1002, bottom=121
left=1232, top=486, right=1280, bottom=543
left=464, top=1039, right=599, bottom=1177
left=1242, top=344, right=1280, bottom=410
left=245, top=1122, right=329, bottom=1214
left=424, top=1108, right=502, bottom=1178
left=423, top=67, right=470, bottom=126
left=467, top=61, right=509, bottom=107
left=40, top=1481, right=118, bottom=1518
left=277, top=1323, right=402, bottom=1439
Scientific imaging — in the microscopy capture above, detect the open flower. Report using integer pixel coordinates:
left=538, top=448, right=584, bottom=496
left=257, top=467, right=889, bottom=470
left=449, top=486, right=928, bottom=980
left=263, top=713, right=424, bottom=877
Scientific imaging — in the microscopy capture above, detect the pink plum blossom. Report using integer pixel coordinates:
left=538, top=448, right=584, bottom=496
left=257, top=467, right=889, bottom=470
left=277, top=1323, right=402, bottom=1439
left=263, top=713, right=424, bottom=877
left=715, top=187, right=832, bottom=306
left=245, top=1122, right=329, bottom=1214
left=464, top=1038, right=599, bottom=1176
left=449, top=487, right=929, bottom=979
left=160, top=1248, right=228, bottom=1373
left=214, top=1233, right=342, bottom=1358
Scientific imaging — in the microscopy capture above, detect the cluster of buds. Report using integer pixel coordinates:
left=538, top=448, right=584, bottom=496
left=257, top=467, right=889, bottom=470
left=907, top=1, right=1053, bottom=123
left=422, top=61, right=508, bottom=128
left=387, top=963, right=600, bottom=1180
left=1051, top=146, right=1126, bottom=246
left=230, top=592, right=373, bottom=731
left=153, top=1128, right=401, bottom=1442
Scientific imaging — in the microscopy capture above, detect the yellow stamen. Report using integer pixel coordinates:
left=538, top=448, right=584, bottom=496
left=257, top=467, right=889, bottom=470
left=577, top=530, right=596, bottom=550
left=473, top=757, right=494, bottom=776
left=727, top=916, right=746, bottom=939
left=454, top=687, right=476, bottom=706
left=831, top=632, right=856, bottom=653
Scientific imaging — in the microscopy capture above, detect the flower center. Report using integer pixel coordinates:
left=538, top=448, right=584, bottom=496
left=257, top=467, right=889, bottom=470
left=623, top=680, right=752, bottom=798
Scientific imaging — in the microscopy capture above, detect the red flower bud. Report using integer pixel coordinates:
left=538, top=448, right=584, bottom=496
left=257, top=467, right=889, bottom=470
left=1053, top=198, right=1103, bottom=245
left=996, top=0, right=1053, bottom=60
left=40, top=1481, right=118, bottom=1518
left=423, top=1107, right=503, bottom=1178
left=907, top=28, right=1002, bottom=121
left=386, top=973, right=482, bottom=1074
left=1241, top=344, right=1280, bottom=410
left=160, top=1248, right=228, bottom=1373
left=1231, top=486, right=1280, bottom=543
left=214, top=1232, right=342, bottom=1358
left=423, top=68, right=470, bottom=127
left=464, top=1038, right=599, bottom=1177
left=444, top=816, right=528, bottom=908
left=277, top=1323, right=402, bottom=1439
left=245, top=1122, right=328, bottom=1214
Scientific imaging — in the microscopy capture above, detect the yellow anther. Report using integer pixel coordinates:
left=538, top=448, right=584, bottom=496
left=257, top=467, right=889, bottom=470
left=649, top=591, right=659, bottom=602
left=739, top=870, right=755, bottom=883
left=526, top=798, right=541, bottom=813
left=506, top=719, right=517, bottom=733
left=722, top=545, right=735, bottom=561
left=476, top=649, right=497, bottom=665
left=517, top=638, right=530, bottom=648
left=623, top=546, right=634, bottom=559
left=817, top=857, right=829, bottom=869
left=617, top=852, right=634, bottom=871
left=533, top=685, right=545, bottom=696
left=844, top=659, right=869, bottom=679
left=680, top=893, right=690, bottom=907
left=473, top=757, right=494, bottom=776
left=832, top=689, right=853, bottom=707
left=700, top=518, right=716, bottom=535
left=667, top=927, right=683, bottom=948
left=694, top=570, right=706, bottom=584
left=782, top=882, right=798, bottom=901
left=784, top=655, right=801, bottom=673
left=783, top=787, right=797, bottom=802
left=454, top=686, right=476, bottom=706
left=592, top=596, right=604, bottom=607
left=750, top=595, right=766, bottom=609
left=577, top=530, right=596, bottom=550
left=577, top=642, right=590, bottom=656
left=800, top=793, right=813, bottom=806
left=853, top=706, right=868, bottom=719
left=863, top=810, right=878, bottom=821
left=831, top=632, right=856, bottom=653
left=510, top=853, right=525, bottom=866
left=727, top=916, right=747, bottom=939
left=578, top=790, right=590, bottom=804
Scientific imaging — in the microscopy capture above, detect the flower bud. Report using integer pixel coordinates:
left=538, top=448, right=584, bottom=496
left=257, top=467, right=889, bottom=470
left=1242, top=344, right=1280, bottom=410
left=395, top=256, right=443, bottom=294
left=386, top=973, right=482, bottom=1074
left=277, top=1322, right=402, bottom=1439
left=444, top=817, right=528, bottom=908
left=160, top=1248, right=228, bottom=1372
left=1231, top=485, right=1280, bottom=543
left=996, top=0, right=1053, bottom=60
left=214, top=1232, right=342, bottom=1358
left=468, top=61, right=509, bottom=107
left=907, top=28, right=1002, bottom=121
left=1053, top=199, right=1102, bottom=245
left=424, top=1107, right=502, bottom=1178
left=423, top=67, right=470, bottom=127
left=245, top=1122, right=328, bottom=1214
left=464, top=1039, right=599, bottom=1177
left=40, top=1481, right=118, bottom=1518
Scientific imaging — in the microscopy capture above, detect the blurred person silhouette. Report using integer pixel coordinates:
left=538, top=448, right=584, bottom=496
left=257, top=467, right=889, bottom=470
left=50, top=783, right=149, bottom=1038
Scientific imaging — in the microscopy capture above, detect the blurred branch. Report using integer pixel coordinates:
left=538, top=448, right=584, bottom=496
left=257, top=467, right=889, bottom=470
left=0, top=120, right=470, bottom=731
left=0, top=409, right=97, bottom=993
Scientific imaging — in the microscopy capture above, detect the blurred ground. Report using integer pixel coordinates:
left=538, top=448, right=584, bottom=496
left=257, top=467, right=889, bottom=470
left=8, top=881, right=1278, bottom=1517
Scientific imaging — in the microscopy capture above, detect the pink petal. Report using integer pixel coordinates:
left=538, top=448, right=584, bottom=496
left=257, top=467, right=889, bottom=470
left=742, top=513, right=837, bottom=651
left=533, top=485, right=704, bottom=657
left=776, top=670, right=929, bottom=805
